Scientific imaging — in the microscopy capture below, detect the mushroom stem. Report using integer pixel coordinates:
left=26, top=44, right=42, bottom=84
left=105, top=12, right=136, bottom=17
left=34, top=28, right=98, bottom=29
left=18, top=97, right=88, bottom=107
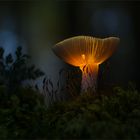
left=80, top=63, right=99, bottom=93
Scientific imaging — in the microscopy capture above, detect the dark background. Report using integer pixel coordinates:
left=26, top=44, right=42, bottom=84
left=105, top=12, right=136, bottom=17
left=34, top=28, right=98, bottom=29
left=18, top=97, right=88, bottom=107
left=0, top=0, right=139, bottom=89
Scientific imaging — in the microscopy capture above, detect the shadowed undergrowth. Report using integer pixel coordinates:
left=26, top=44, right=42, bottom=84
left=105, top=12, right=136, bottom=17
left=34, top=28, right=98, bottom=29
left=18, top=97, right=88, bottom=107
left=44, top=85, right=140, bottom=139
left=1, top=84, right=140, bottom=139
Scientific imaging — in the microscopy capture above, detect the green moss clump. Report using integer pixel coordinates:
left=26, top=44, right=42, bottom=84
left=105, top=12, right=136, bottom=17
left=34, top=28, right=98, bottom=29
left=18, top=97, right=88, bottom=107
left=0, top=84, right=140, bottom=139
left=0, top=86, right=47, bottom=139
left=44, top=86, right=140, bottom=139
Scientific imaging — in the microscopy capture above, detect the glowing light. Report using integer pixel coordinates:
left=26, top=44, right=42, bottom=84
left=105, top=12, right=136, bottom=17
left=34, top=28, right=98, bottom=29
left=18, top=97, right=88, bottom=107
left=53, top=36, right=120, bottom=93
left=81, top=54, right=85, bottom=60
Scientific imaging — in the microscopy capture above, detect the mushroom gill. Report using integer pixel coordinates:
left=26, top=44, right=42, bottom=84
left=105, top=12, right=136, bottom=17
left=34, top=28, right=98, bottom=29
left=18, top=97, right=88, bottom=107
left=53, top=36, right=120, bottom=93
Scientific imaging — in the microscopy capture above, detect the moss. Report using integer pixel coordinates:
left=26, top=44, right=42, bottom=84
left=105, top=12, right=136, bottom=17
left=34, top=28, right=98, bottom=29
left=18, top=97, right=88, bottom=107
left=0, top=82, right=140, bottom=139
left=44, top=86, right=140, bottom=139
left=0, top=86, right=47, bottom=139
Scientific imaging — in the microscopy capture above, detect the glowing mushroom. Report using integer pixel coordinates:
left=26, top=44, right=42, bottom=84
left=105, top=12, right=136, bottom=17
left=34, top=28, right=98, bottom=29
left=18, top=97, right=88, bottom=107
left=53, top=36, right=120, bottom=93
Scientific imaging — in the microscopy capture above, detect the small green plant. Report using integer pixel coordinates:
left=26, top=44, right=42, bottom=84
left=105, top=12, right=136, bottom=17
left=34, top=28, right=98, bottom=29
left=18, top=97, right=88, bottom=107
left=0, top=46, right=44, bottom=93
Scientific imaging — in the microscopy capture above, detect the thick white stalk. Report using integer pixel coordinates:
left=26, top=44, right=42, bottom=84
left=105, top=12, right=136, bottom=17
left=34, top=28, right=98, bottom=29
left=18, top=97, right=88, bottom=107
left=80, top=64, right=99, bottom=93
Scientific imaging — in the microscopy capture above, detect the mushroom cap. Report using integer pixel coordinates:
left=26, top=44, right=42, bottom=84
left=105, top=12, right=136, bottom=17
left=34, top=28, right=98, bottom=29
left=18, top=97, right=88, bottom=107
left=53, top=36, right=120, bottom=67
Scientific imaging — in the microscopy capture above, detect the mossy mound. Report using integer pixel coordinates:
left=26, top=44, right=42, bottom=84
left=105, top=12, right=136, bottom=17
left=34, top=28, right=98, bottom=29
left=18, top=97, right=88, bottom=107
left=0, top=85, right=140, bottom=139
left=0, top=87, right=47, bottom=139
left=44, top=86, right=140, bottom=139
